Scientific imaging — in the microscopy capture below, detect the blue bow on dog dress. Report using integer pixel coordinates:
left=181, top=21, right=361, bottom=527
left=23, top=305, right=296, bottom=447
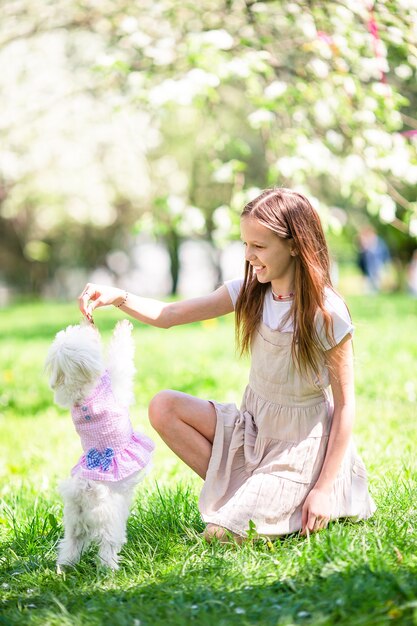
left=86, top=447, right=114, bottom=471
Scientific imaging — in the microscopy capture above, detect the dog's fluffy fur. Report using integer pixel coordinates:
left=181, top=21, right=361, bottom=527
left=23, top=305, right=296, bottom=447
left=46, top=320, right=142, bottom=570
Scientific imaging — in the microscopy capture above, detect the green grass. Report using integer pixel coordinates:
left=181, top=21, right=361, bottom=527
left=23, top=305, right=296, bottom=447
left=0, top=295, right=417, bottom=625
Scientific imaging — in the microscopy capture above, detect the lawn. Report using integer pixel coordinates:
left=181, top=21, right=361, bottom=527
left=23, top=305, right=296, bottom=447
left=0, top=294, right=416, bottom=626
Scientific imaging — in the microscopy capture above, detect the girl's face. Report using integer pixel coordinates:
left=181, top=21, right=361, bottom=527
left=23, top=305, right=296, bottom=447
left=241, top=216, right=295, bottom=288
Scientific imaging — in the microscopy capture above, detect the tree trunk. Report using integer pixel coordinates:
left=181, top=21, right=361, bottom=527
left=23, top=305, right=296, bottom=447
left=165, top=229, right=181, bottom=296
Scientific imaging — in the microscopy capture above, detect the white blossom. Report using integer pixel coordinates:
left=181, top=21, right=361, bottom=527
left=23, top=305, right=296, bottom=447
left=341, top=154, right=367, bottom=182
left=222, top=58, right=251, bottom=78
left=276, top=156, right=307, bottom=178
left=264, top=81, right=287, bottom=99
left=179, top=206, right=206, bottom=235
left=409, top=218, right=417, bottom=237
left=353, top=110, right=376, bottom=124
left=308, top=58, right=329, bottom=79
left=144, top=38, right=176, bottom=66
left=362, top=129, right=392, bottom=149
left=166, top=195, right=185, bottom=216
left=314, top=100, right=334, bottom=126
left=213, top=206, right=232, bottom=231
left=187, top=68, right=220, bottom=88
left=343, top=76, right=357, bottom=97
left=387, top=26, right=404, bottom=46
left=326, top=130, right=344, bottom=150
left=129, top=31, right=152, bottom=48
left=395, top=64, right=413, bottom=79
left=297, top=14, right=317, bottom=39
left=119, top=17, right=139, bottom=34
left=212, top=162, right=235, bottom=183
left=379, top=196, right=396, bottom=223
left=200, top=29, right=234, bottom=50
left=248, top=109, right=274, bottom=128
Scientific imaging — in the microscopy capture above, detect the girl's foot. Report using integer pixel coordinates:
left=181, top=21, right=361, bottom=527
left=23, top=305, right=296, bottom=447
left=202, top=523, right=244, bottom=544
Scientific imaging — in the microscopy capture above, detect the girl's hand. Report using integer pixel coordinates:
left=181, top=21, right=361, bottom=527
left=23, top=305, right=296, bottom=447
left=78, top=283, right=125, bottom=320
left=301, top=487, right=331, bottom=535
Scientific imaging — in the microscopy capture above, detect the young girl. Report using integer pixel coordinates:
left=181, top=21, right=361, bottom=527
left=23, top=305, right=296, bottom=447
left=79, top=188, right=375, bottom=541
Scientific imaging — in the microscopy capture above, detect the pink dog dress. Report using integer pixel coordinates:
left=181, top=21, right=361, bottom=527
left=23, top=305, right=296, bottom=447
left=70, top=371, right=154, bottom=482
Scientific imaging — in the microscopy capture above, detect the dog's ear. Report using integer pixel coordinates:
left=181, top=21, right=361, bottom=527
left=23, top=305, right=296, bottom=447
left=45, top=341, right=103, bottom=389
left=45, top=346, right=63, bottom=389
left=50, top=369, right=65, bottom=390
left=58, top=346, right=103, bottom=386
left=70, top=354, right=102, bottom=385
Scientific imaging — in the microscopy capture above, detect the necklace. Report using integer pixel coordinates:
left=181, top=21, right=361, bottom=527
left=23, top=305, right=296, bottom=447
left=271, top=289, right=295, bottom=301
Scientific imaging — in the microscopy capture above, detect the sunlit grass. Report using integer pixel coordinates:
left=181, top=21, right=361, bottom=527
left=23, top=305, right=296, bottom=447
left=0, top=294, right=416, bottom=625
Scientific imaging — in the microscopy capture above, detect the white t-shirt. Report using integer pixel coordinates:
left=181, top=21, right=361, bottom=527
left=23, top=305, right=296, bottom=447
left=225, top=278, right=353, bottom=350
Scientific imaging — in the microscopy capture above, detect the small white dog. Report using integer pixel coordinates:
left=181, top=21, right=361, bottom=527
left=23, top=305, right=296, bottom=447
left=45, top=320, right=154, bottom=570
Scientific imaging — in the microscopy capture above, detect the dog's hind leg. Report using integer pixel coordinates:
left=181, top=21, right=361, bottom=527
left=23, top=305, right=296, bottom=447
left=56, top=511, right=90, bottom=567
left=56, top=478, right=90, bottom=567
left=57, top=532, right=87, bottom=567
left=97, top=540, right=121, bottom=570
left=96, top=490, right=130, bottom=570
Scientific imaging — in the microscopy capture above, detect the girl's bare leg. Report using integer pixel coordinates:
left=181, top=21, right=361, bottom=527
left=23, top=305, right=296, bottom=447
left=149, top=389, right=244, bottom=543
left=148, top=390, right=217, bottom=479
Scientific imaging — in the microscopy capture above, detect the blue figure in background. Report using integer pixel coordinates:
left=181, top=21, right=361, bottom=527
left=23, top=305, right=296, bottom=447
left=357, top=226, right=390, bottom=293
left=407, top=250, right=417, bottom=297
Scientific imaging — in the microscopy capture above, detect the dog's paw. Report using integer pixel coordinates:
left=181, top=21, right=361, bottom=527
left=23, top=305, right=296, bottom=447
left=114, top=320, right=133, bottom=334
left=103, top=562, right=119, bottom=571
left=97, top=556, right=120, bottom=571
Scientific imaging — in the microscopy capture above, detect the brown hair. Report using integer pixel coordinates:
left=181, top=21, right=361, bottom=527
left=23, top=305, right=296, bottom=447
left=235, top=188, right=335, bottom=377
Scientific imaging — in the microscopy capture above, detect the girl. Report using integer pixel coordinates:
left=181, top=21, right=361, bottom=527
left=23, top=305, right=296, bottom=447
left=79, top=188, right=375, bottom=541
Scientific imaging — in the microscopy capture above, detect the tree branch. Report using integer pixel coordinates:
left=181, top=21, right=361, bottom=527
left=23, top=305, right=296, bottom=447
left=386, top=179, right=412, bottom=211
left=401, top=113, right=417, bottom=130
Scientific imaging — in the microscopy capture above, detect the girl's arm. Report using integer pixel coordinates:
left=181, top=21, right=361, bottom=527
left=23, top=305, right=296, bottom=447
left=78, top=283, right=234, bottom=328
left=301, top=334, right=355, bottom=535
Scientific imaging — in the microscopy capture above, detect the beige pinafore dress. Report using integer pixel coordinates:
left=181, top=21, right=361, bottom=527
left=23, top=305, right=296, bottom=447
left=199, top=322, right=376, bottom=537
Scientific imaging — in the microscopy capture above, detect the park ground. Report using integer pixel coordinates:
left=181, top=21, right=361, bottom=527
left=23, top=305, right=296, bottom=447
left=0, top=295, right=417, bottom=625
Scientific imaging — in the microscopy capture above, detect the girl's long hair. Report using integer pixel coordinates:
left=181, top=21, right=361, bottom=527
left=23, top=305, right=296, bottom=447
left=235, top=188, right=335, bottom=377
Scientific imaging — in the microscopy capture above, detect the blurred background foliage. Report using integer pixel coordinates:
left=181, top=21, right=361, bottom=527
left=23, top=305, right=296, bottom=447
left=0, top=0, right=416, bottom=296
